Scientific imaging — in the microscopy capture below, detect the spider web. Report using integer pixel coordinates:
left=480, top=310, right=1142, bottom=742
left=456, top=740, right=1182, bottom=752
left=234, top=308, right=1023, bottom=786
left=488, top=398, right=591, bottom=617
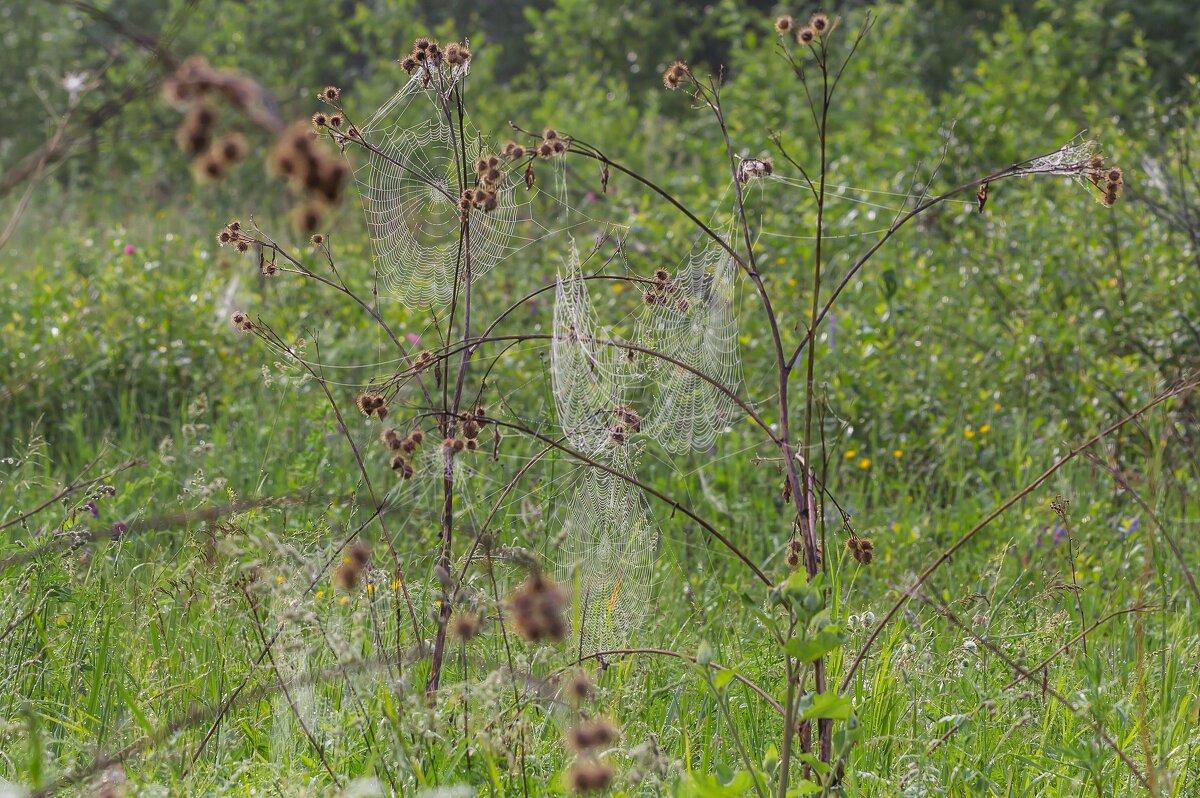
left=554, top=445, right=660, bottom=657
left=357, top=73, right=524, bottom=307
left=1015, top=136, right=1100, bottom=179
left=550, top=240, right=638, bottom=456
left=635, top=228, right=742, bottom=453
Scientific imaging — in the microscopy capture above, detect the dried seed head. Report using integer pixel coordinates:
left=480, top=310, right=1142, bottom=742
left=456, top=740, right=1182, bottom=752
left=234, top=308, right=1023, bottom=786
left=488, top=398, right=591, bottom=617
left=310, top=233, right=325, bottom=246
left=809, top=12, right=830, bottom=32
left=230, top=310, right=250, bottom=330
left=194, top=154, right=225, bottom=182
left=390, top=453, right=407, bottom=471
left=796, top=25, right=816, bottom=44
left=402, top=56, right=418, bottom=73
left=846, top=534, right=874, bottom=564
left=333, top=564, right=360, bottom=591
left=662, top=61, right=689, bottom=89
left=215, top=133, right=248, bottom=164
left=327, top=113, right=344, bottom=129
left=775, top=15, right=793, bottom=32
left=566, top=758, right=615, bottom=793
left=410, top=429, right=425, bottom=445
left=321, top=85, right=341, bottom=103
left=465, top=437, right=479, bottom=452
left=567, top=718, right=620, bottom=751
left=565, top=671, right=594, bottom=703
left=451, top=611, right=482, bottom=640
left=311, top=111, right=328, bottom=129
left=347, top=541, right=370, bottom=568
left=507, top=571, right=568, bottom=643
left=292, top=202, right=325, bottom=235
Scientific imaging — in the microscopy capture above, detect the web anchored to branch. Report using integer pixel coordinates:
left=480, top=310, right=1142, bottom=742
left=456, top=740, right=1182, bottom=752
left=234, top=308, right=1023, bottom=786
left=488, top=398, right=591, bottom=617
left=555, top=446, right=660, bottom=657
left=549, top=224, right=743, bottom=653
left=358, top=111, right=522, bottom=306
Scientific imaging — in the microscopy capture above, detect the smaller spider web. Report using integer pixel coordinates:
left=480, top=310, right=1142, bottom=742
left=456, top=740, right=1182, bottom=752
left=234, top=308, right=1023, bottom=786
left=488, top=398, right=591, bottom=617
left=550, top=240, right=639, bottom=457
left=553, top=445, right=660, bottom=657
left=635, top=222, right=743, bottom=453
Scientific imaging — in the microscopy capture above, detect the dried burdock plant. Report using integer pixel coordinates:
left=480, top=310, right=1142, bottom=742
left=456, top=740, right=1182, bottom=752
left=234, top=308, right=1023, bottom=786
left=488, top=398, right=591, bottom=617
left=155, top=13, right=1186, bottom=797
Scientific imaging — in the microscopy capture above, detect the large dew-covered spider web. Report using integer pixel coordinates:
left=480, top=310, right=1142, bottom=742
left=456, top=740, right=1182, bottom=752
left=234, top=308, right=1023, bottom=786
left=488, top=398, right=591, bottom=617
left=635, top=225, right=743, bottom=453
left=548, top=223, right=744, bottom=654
left=555, top=445, right=659, bottom=657
left=357, top=73, right=523, bottom=307
left=550, top=241, right=638, bottom=456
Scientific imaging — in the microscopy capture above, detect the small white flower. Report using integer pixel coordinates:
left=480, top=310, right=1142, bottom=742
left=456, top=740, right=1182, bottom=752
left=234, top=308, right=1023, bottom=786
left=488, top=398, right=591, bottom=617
left=63, top=71, right=88, bottom=100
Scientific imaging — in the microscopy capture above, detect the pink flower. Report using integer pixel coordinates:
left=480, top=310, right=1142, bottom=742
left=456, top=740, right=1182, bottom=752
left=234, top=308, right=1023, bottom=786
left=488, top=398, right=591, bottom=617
left=406, top=333, right=421, bottom=345
left=123, top=244, right=136, bottom=255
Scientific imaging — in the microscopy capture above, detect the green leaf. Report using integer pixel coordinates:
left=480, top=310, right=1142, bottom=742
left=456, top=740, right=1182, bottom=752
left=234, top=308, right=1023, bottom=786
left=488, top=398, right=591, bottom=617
left=800, top=692, right=855, bottom=721
left=784, top=625, right=846, bottom=663
left=679, top=769, right=757, bottom=797
left=711, top=668, right=737, bottom=690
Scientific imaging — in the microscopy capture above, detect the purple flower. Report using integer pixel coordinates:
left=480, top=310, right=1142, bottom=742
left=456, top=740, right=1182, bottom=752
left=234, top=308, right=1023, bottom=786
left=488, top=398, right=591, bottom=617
left=1116, top=516, right=1140, bottom=540
left=406, top=333, right=421, bottom=345
left=1051, top=523, right=1067, bottom=544
left=85, top=500, right=99, bottom=518
left=123, top=244, right=136, bottom=255
left=111, top=521, right=128, bottom=538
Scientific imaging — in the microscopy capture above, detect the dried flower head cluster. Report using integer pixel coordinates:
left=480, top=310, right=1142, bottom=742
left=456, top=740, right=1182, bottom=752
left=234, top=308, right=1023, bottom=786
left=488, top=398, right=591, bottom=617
left=401, top=37, right=472, bottom=80
left=566, top=758, right=615, bottom=793
left=533, top=127, right=569, bottom=160
left=380, top=426, right=424, bottom=479
left=230, top=310, right=254, bottom=333
left=356, top=392, right=388, bottom=418
left=736, top=157, right=774, bottom=184
left=1086, top=156, right=1125, bottom=207
left=563, top=671, right=595, bottom=704
left=215, top=219, right=254, bottom=256
left=567, top=717, right=620, bottom=752
left=606, top=403, right=642, bottom=445
left=507, top=571, right=568, bottom=642
left=785, top=538, right=805, bottom=569
left=790, top=12, right=831, bottom=46
left=450, top=610, right=483, bottom=640
left=641, top=267, right=681, bottom=308
left=563, top=713, right=619, bottom=792
left=456, top=153, right=508, bottom=217
left=334, top=541, right=371, bottom=591
left=662, top=61, right=690, bottom=90
left=164, top=56, right=272, bottom=182
left=846, top=534, right=874, bottom=564
left=269, top=122, right=349, bottom=233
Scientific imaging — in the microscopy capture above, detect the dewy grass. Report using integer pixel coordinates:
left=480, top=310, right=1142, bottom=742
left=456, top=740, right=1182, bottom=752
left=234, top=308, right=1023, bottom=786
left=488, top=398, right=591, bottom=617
left=0, top=5, right=1198, bottom=798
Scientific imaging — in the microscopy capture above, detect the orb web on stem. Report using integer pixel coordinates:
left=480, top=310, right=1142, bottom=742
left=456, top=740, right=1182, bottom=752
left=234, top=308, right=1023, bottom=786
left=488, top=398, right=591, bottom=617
left=636, top=230, right=742, bottom=453
left=554, top=445, right=659, bottom=656
left=550, top=241, right=638, bottom=456
left=356, top=74, right=523, bottom=307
